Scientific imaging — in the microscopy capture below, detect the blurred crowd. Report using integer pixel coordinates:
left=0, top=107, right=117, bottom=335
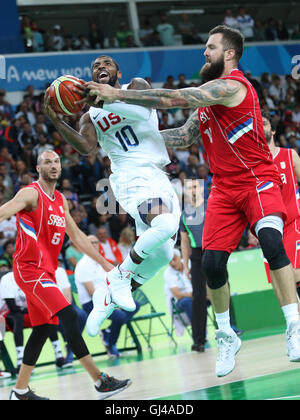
left=20, top=8, right=300, bottom=53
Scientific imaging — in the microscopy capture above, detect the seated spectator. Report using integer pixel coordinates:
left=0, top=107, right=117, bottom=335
left=21, top=15, right=34, bottom=52
left=15, top=100, right=36, bottom=127
left=31, top=20, right=45, bottom=52
left=185, top=155, right=199, bottom=178
left=88, top=212, right=112, bottom=236
left=277, top=19, right=289, bottom=41
left=159, top=112, right=175, bottom=130
left=97, top=227, right=123, bottom=265
left=253, top=19, right=266, bottom=42
left=61, top=178, right=79, bottom=206
left=177, top=13, right=196, bottom=45
left=0, top=216, right=16, bottom=248
left=156, top=12, right=175, bottom=46
left=0, top=174, right=13, bottom=203
left=70, top=208, right=88, bottom=234
left=116, top=22, right=133, bottom=48
left=2, top=240, right=14, bottom=269
left=109, top=213, right=134, bottom=243
left=265, top=18, right=279, bottom=41
left=74, top=235, right=140, bottom=358
left=147, top=30, right=163, bottom=47
left=65, top=241, right=83, bottom=270
left=139, top=19, right=154, bottom=46
left=0, top=90, right=14, bottom=122
left=118, top=227, right=135, bottom=260
left=222, top=9, right=238, bottom=29
left=50, top=25, right=65, bottom=51
left=291, top=24, right=300, bottom=40
left=177, top=74, right=190, bottom=89
left=62, top=35, right=75, bottom=51
left=126, top=34, right=138, bottom=48
left=236, top=7, right=254, bottom=41
left=268, top=75, right=284, bottom=103
left=32, top=133, right=54, bottom=165
left=60, top=143, right=81, bottom=182
left=0, top=163, right=13, bottom=197
left=0, top=146, right=15, bottom=173
left=162, top=75, right=176, bottom=89
left=78, top=34, right=90, bottom=50
left=88, top=23, right=104, bottom=49
left=164, top=249, right=193, bottom=337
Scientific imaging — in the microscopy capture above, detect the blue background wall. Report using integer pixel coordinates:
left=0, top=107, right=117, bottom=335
left=1, top=42, right=299, bottom=92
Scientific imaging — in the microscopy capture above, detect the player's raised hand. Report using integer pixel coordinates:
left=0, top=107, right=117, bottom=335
left=44, top=88, right=59, bottom=121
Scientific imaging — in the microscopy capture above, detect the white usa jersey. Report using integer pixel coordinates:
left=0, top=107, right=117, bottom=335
left=89, top=85, right=170, bottom=174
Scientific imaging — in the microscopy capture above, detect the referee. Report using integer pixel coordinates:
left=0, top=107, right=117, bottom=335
left=180, top=178, right=208, bottom=352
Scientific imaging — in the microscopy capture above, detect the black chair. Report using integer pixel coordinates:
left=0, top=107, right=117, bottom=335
left=124, top=289, right=176, bottom=351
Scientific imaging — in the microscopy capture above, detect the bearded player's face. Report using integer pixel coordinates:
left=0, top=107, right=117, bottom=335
left=200, top=33, right=226, bottom=82
left=38, top=153, right=61, bottom=182
left=92, top=56, right=121, bottom=87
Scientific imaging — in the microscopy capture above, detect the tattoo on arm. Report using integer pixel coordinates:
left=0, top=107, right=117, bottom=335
left=161, top=110, right=202, bottom=148
left=118, top=79, right=241, bottom=109
left=128, top=78, right=151, bottom=91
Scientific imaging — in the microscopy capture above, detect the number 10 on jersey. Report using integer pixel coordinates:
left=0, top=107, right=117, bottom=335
left=115, top=125, right=139, bottom=152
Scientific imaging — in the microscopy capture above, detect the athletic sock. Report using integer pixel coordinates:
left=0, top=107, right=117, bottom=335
left=215, top=309, right=234, bottom=335
left=119, top=252, right=139, bottom=273
left=282, top=303, right=300, bottom=328
left=51, top=340, right=63, bottom=359
left=13, top=387, right=30, bottom=395
left=16, top=346, right=24, bottom=366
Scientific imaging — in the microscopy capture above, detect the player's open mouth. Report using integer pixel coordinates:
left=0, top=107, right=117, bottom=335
left=98, top=71, right=110, bottom=82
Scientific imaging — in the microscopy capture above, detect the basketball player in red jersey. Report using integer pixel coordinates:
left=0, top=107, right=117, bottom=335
left=262, top=112, right=300, bottom=292
left=81, top=25, right=300, bottom=377
left=0, top=150, right=131, bottom=400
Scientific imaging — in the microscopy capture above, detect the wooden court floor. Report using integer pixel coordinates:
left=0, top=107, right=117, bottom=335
left=1, top=332, right=300, bottom=401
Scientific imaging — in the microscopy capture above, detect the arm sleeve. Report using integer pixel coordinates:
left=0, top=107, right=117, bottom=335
left=103, top=102, right=151, bottom=121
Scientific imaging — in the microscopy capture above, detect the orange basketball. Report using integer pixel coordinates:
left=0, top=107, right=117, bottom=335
left=48, top=75, right=85, bottom=116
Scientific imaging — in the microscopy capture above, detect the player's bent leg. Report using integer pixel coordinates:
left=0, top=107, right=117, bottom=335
left=256, top=219, right=300, bottom=362
left=106, top=198, right=179, bottom=311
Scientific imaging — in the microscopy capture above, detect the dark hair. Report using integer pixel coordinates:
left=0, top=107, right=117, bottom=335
left=261, top=110, right=276, bottom=131
left=209, top=25, right=244, bottom=62
left=94, top=55, right=119, bottom=71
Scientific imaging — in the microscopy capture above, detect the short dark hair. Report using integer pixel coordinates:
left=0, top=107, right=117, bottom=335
left=261, top=110, right=276, bottom=131
left=93, top=55, right=119, bottom=71
left=209, top=25, right=244, bottom=62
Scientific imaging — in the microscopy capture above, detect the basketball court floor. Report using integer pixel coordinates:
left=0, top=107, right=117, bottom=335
left=1, top=327, right=300, bottom=401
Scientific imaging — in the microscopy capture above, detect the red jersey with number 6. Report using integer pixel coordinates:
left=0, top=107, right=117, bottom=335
left=13, top=181, right=66, bottom=275
left=198, top=69, right=280, bottom=186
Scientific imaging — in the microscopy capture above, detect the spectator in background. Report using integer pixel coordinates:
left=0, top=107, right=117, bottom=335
left=177, top=74, right=191, bottom=89
left=118, top=227, right=135, bottom=260
left=260, top=73, right=271, bottom=91
left=236, top=7, right=254, bottom=41
left=0, top=90, right=14, bottom=122
left=21, top=15, right=34, bottom=52
left=0, top=215, right=16, bottom=248
left=61, top=178, right=79, bottom=206
left=265, top=18, right=279, bottom=41
left=253, top=20, right=266, bottom=41
left=65, top=241, right=83, bottom=271
left=62, top=35, right=75, bottom=51
left=156, top=12, right=175, bottom=46
left=116, top=22, right=133, bottom=48
left=31, top=21, right=45, bottom=52
left=88, top=23, right=104, bottom=49
left=50, top=25, right=65, bottom=51
left=162, top=75, right=176, bottom=89
left=32, top=133, right=54, bottom=165
left=222, top=9, right=238, bottom=29
left=97, top=226, right=123, bottom=266
left=178, top=13, right=196, bottom=45
left=139, top=19, right=154, bottom=46
left=196, top=164, right=212, bottom=200
left=88, top=212, right=112, bottom=236
left=277, top=19, right=289, bottom=41
left=292, top=103, right=300, bottom=125
left=147, top=30, right=163, bottom=47
left=291, top=24, right=300, bottom=40
left=2, top=240, right=15, bottom=269
left=269, top=75, right=284, bottom=103
left=109, top=213, right=134, bottom=243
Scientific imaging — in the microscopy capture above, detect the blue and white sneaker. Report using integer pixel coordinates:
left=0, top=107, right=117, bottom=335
left=86, top=283, right=117, bottom=337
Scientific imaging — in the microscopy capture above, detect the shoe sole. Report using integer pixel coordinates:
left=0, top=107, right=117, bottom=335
left=97, top=379, right=132, bottom=400
left=216, top=338, right=242, bottom=378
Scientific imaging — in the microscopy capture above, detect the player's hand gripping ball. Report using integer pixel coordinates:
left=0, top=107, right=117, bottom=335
left=48, top=75, right=85, bottom=115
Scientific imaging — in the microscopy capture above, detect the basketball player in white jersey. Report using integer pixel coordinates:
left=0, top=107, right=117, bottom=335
left=44, top=55, right=181, bottom=335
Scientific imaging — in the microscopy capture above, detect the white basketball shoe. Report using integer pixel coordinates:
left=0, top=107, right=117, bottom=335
left=86, top=283, right=117, bottom=337
left=286, top=320, right=300, bottom=362
left=106, top=266, right=136, bottom=312
left=215, top=330, right=242, bottom=377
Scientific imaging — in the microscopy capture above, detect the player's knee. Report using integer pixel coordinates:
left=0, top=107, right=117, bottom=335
left=202, top=250, right=230, bottom=290
left=57, top=304, right=78, bottom=327
left=258, top=227, right=290, bottom=270
left=151, top=213, right=179, bottom=240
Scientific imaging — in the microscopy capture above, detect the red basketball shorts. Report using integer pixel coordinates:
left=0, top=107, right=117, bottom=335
left=202, top=179, right=287, bottom=254
left=265, top=215, right=300, bottom=282
left=13, top=264, right=70, bottom=327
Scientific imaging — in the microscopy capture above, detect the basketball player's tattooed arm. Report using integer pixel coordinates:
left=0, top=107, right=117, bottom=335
left=44, top=91, right=98, bottom=155
left=161, top=110, right=202, bottom=148
left=85, top=78, right=243, bottom=109
left=63, top=196, right=114, bottom=272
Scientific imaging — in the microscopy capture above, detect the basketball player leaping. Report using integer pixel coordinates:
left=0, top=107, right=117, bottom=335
left=44, top=55, right=181, bottom=336
left=80, top=27, right=300, bottom=377
left=0, top=150, right=131, bottom=400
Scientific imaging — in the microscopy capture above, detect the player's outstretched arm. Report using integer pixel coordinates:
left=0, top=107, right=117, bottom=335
left=63, top=196, right=113, bottom=272
left=44, top=91, right=98, bottom=155
left=160, top=110, right=202, bottom=148
left=0, top=188, right=38, bottom=223
left=83, top=78, right=245, bottom=109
